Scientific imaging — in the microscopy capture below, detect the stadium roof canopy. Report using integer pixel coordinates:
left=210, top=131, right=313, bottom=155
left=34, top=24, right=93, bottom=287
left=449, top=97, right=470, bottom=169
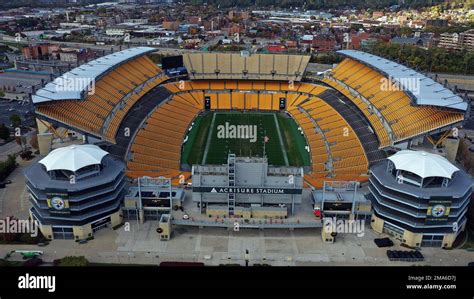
left=39, top=144, right=109, bottom=172
left=387, top=150, right=458, bottom=179
left=32, top=47, right=156, bottom=104
left=337, top=50, right=468, bottom=111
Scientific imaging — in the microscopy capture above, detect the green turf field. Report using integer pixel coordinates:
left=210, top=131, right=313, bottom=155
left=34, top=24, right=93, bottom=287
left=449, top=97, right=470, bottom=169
left=181, top=111, right=310, bottom=167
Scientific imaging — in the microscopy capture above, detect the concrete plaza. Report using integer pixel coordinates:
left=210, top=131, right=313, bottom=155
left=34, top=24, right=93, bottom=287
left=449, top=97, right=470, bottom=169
left=0, top=158, right=472, bottom=266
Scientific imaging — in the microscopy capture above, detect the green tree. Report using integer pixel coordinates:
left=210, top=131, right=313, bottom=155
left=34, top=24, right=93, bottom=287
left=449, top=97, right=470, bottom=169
left=0, top=124, right=9, bottom=140
left=0, top=155, right=17, bottom=183
left=9, top=114, right=21, bottom=127
left=399, top=27, right=413, bottom=37
left=369, top=41, right=474, bottom=75
left=57, top=256, right=89, bottom=267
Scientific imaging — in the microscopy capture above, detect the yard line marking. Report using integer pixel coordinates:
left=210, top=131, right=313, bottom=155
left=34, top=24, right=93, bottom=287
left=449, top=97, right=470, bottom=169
left=202, top=112, right=217, bottom=165
left=273, top=114, right=289, bottom=166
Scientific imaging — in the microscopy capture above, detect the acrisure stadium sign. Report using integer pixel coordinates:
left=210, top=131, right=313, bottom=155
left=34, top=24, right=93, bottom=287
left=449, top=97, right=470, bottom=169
left=192, top=187, right=302, bottom=195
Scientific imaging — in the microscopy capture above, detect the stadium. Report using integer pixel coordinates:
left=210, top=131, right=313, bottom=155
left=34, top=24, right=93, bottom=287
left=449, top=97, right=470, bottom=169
left=31, top=47, right=467, bottom=186
left=28, top=46, right=472, bottom=246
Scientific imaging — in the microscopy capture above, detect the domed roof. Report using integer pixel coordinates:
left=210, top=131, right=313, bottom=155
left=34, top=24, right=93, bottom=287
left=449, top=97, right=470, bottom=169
left=39, top=144, right=108, bottom=172
left=387, top=150, right=459, bottom=179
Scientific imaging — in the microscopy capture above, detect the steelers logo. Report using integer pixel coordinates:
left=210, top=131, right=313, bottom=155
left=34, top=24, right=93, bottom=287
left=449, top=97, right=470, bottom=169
left=431, top=205, right=446, bottom=218
left=51, top=197, right=65, bottom=210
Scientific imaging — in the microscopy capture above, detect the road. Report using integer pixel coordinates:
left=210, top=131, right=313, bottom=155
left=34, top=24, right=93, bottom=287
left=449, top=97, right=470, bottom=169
left=0, top=130, right=36, bottom=160
left=1, top=34, right=199, bottom=55
left=199, top=35, right=224, bottom=51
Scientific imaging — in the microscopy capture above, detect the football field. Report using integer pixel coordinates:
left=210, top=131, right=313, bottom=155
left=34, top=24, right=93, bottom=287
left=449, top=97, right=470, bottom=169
left=181, top=111, right=310, bottom=167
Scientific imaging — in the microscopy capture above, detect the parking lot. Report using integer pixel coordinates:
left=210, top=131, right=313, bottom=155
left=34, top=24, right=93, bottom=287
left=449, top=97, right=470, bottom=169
left=0, top=71, right=50, bottom=95
left=0, top=99, right=35, bottom=129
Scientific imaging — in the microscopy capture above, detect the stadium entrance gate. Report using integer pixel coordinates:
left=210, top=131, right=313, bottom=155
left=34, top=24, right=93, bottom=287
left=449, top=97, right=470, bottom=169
left=420, top=235, right=444, bottom=248
left=91, top=217, right=111, bottom=233
left=52, top=226, right=74, bottom=240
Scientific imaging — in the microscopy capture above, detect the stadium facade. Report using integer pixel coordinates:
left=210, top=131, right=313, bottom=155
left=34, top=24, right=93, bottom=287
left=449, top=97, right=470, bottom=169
left=368, top=150, right=472, bottom=248
left=123, top=176, right=185, bottom=222
left=192, top=155, right=303, bottom=218
left=26, top=145, right=126, bottom=240
left=312, top=181, right=372, bottom=221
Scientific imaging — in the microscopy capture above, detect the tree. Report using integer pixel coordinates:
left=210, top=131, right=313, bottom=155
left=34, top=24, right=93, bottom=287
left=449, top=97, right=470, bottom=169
left=369, top=41, right=474, bottom=75
left=0, top=155, right=17, bottom=182
left=56, top=256, right=89, bottom=266
left=400, top=27, right=413, bottom=37
left=22, top=257, right=43, bottom=267
left=0, top=124, right=9, bottom=140
left=9, top=114, right=21, bottom=127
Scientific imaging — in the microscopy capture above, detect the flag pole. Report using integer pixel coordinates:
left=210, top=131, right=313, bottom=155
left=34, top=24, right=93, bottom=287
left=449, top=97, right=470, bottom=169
left=263, top=130, right=266, bottom=158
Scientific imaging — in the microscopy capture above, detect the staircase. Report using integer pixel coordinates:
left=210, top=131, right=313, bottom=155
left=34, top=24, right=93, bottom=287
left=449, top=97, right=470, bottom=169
left=227, top=154, right=236, bottom=216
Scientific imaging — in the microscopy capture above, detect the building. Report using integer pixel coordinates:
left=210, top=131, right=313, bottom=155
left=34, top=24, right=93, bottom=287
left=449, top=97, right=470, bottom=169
left=192, top=155, right=304, bottom=218
left=22, top=44, right=59, bottom=60
left=438, top=29, right=474, bottom=52
left=56, top=48, right=95, bottom=63
left=312, top=181, right=372, bottom=221
left=347, top=31, right=370, bottom=50
left=368, top=150, right=472, bottom=248
left=372, top=11, right=384, bottom=18
left=311, top=34, right=336, bottom=52
left=426, top=19, right=448, bottom=27
left=123, top=18, right=148, bottom=24
left=162, top=20, right=180, bottom=31
left=105, top=26, right=130, bottom=36
left=123, top=177, right=185, bottom=222
left=186, top=16, right=202, bottom=24
left=265, top=44, right=287, bottom=53
left=391, top=36, right=432, bottom=48
left=25, top=145, right=126, bottom=240
left=228, top=10, right=249, bottom=20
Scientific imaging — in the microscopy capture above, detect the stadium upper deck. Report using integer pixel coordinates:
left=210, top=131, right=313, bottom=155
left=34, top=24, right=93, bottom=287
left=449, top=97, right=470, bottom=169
left=337, top=50, right=467, bottom=111
left=33, top=47, right=168, bottom=142
left=323, top=51, right=467, bottom=148
left=32, top=47, right=157, bottom=103
left=182, top=53, right=310, bottom=81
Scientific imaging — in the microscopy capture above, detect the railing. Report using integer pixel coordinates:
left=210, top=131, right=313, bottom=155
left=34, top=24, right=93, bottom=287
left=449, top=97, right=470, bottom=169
left=172, top=219, right=323, bottom=229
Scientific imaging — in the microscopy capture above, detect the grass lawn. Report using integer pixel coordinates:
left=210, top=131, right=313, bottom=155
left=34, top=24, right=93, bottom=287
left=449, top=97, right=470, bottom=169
left=182, top=111, right=310, bottom=167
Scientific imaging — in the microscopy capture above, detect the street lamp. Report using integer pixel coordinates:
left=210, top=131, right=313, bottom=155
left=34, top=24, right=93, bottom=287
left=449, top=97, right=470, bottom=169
left=244, top=249, right=249, bottom=267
